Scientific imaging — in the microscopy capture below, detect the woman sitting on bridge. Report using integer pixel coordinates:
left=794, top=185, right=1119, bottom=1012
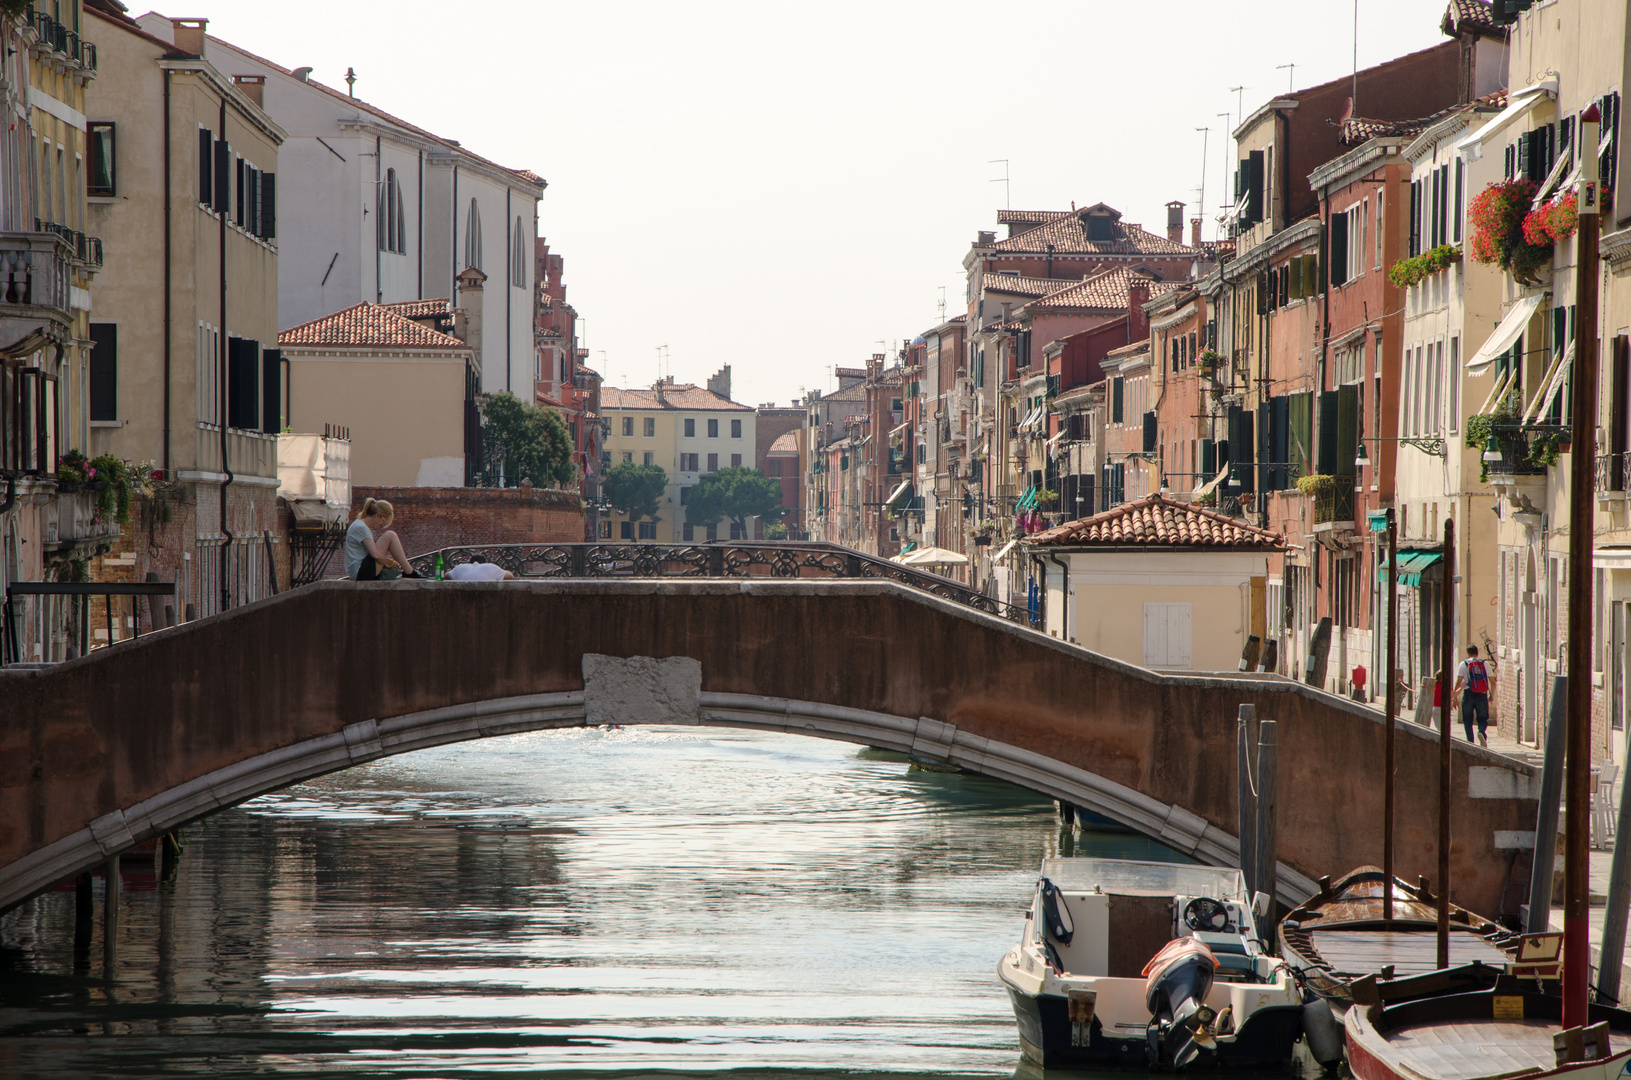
left=345, top=498, right=419, bottom=580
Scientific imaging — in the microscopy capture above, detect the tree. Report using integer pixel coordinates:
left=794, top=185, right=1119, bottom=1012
left=684, top=466, right=785, bottom=536
left=479, top=392, right=575, bottom=488
left=603, top=461, right=668, bottom=529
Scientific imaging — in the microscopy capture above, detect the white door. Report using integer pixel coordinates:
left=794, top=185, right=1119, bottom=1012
left=1143, top=602, right=1193, bottom=669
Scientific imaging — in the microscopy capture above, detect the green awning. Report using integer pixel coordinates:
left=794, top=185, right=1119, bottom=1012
left=1377, top=550, right=1444, bottom=587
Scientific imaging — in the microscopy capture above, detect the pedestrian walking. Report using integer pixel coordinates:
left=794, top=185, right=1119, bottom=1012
left=1451, top=644, right=1495, bottom=748
left=345, top=498, right=419, bottom=580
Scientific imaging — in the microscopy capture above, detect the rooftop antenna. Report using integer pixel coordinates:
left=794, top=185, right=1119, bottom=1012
left=1195, top=127, right=1210, bottom=240
left=344, top=66, right=357, bottom=97
left=1276, top=63, right=1296, bottom=94
left=989, top=159, right=1010, bottom=211
left=1218, top=113, right=1233, bottom=214
left=1229, top=86, right=1247, bottom=121
left=1352, top=0, right=1359, bottom=115
left=938, top=286, right=947, bottom=323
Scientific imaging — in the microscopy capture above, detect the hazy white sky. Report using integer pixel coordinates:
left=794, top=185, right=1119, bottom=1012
left=187, top=1, right=1449, bottom=407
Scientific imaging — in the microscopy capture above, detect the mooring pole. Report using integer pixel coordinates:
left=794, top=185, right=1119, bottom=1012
left=1256, top=719, right=1279, bottom=932
left=1528, top=679, right=1570, bottom=933
left=1238, top=704, right=1258, bottom=901
left=1598, top=754, right=1631, bottom=1004
left=1565, top=103, right=1603, bottom=1031
left=102, top=854, right=119, bottom=974
left=1384, top=507, right=1399, bottom=927
left=1437, top=517, right=1455, bottom=970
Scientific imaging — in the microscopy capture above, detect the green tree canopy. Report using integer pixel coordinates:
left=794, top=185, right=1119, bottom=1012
left=479, top=392, right=575, bottom=488
left=684, top=466, right=785, bottom=533
left=603, top=461, right=668, bottom=524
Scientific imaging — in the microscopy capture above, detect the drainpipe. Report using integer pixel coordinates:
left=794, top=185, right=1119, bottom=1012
left=162, top=69, right=172, bottom=474
left=505, top=186, right=511, bottom=393
left=218, top=94, right=233, bottom=613
left=374, top=134, right=381, bottom=303
left=416, top=150, right=423, bottom=298
left=1049, top=551, right=1070, bottom=641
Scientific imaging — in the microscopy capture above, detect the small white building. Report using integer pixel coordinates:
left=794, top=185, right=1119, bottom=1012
left=1026, top=493, right=1283, bottom=671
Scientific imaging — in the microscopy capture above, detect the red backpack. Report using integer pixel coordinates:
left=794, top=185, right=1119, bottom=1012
left=1467, top=659, right=1489, bottom=694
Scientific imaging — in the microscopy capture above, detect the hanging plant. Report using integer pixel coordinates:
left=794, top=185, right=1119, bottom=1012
left=1388, top=244, right=1463, bottom=288
left=1295, top=473, right=1335, bottom=496
left=1523, top=189, right=1579, bottom=246
left=1469, top=177, right=1552, bottom=284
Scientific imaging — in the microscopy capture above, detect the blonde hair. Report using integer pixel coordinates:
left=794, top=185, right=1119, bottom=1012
left=362, top=498, right=394, bottom=523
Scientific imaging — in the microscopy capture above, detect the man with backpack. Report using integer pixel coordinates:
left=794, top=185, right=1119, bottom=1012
left=1452, top=644, right=1495, bottom=748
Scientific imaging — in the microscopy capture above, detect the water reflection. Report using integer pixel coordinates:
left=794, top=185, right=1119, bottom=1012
left=0, top=726, right=1191, bottom=1077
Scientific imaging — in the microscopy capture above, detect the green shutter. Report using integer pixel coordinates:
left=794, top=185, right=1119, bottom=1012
left=1317, top=390, right=1340, bottom=474
left=1336, top=384, right=1359, bottom=477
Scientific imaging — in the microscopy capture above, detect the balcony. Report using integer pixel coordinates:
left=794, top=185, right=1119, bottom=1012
left=25, top=10, right=97, bottom=73
left=1311, top=475, right=1357, bottom=530
left=1597, top=453, right=1629, bottom=500
left=42, top=489, right=123, bottom=551
left=34, top=220, right=103, bottom=272
left=1, top=231, right=74, bottom=339
left=1482, top=424, right=1553, bottom=481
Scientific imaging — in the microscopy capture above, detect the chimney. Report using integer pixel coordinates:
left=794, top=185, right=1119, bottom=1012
left=654, top=379, right=666, bottom=405
left=1128, top=278, right=1151, bottom=341
left=977, top=230, right=996, bottom=245
left=291, top=66, right=313, bottom=82
left=232, top=74, right=265, bottom=108
left=1191, top=218, right=1202, bottom=248
left=1166, top=200, right=1185, bottom=244
left=169, top=18, right=206, bottom=57
left=455, top=266, right=487, bottom=362
left=707, top=364, right=731, bottom=401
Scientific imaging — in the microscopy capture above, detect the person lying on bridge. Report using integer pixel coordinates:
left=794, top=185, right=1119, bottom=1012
left=446, top=555, right=514, bottom=581
left=345, top=498, right=420, bottom=581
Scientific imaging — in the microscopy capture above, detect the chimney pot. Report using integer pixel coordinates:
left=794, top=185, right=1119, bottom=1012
left=232, top=74, right=265, bottom=108
left=169, top=18, right=207, bottom=57
left=1191, top=217, right=1202, bottom=247
left=1166, top=200, right=1185, bottom=244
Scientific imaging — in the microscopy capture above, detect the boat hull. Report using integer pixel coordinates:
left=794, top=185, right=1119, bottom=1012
left=1002, top=980, right=1305, bottom=1070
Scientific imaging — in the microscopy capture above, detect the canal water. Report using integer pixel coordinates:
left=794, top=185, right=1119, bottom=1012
left=0, top=727, right=1206, bottom=1078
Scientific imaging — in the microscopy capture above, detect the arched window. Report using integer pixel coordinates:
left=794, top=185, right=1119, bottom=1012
left=463, top=197, right=482, bottom=271
left=393, top=176, right=406, bottom=253
left=512, top=216, right=526, bottom=285
left=378, top=168, right=406, bottom=254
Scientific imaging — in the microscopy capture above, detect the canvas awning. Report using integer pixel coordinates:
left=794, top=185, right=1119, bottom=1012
left=1466, top=293, right=1545, bottom=374
left=1455, top=81, right=1556, bottom=157
left=1195, top=461, right=1231, bottom=496
left=1378, top=550, right=1444, bottom=587
left=884, top=480, right=913, bottom=509
left=991, top=538, right=1019, bottom=561
left=900, top=545, right=969, bottom=568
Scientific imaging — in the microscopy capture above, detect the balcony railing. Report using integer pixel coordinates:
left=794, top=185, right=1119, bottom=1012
left=27, top=10, right=96, bottom=70
left=0, top=231, right=73, bottom=317
left=1483, top=424, right=1554, bottom=479
left=42, top=489, right=123, bottom=549
left=1312, top=475, right=1357, bottom=526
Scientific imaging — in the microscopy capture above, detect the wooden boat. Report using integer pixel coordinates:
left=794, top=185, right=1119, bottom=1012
left=997, top=857, right=1308, bottom=1070
left=1346, top=974, right=1631, bottom=1080
left=1278, top=866, right=1514, bottom=1009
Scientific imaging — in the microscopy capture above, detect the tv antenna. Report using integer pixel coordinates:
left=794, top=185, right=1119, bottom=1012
left=1218, top=113, right=1233, bottom=216
left=655, top=344, right=669, bottom=381
left=1228, top=86, right=1247, bottom=121
left=1195, top=127, right=1210, bottom=239
left=938, top=286, right=947, bottom=322
left=988, top=159, right=1010, bottom=210
left=1276, top=63, right=1296, bottom=94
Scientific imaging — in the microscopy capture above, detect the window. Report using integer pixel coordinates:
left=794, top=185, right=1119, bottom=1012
left=87, top=122, right=114, bottom=197
left=198, top=126, right=212, bottom=205
left=643, top=451, right=654, bottom=466
left=643, top=417, right=655, bottom=437
left=706, top=524, right=718, bottom=541
left=730, top=453, right=742, bottom=467
left=512, top=217, right=527, bottom=284
left=638, top=521, right=657, bottom=540
left=88, top=323, right=116, bottom=421
left=1449, top=337, right=1460, bottom=433
left=707, top=452, right=718, bottom=472
left=227, top=337, right=261, bottom=430
left=620, top=521, right=633, bottom=539
left=729, top=523, right=744, bottom=540
left=622, top=451, right=633, bottom=463
left=213, top=135, right=231, bottom=216
left=683, top=523, right=695, bottom=541
left=1330, top=210, right=1350, bottom=287
left=1111, top=377, right=1124, bottom=423
left=463, top=197, right=483, bottom=270
left=197, top=322, right=220, bottom=425
left=1376, top=189, right=1385, bottom=267
left=731, top=418, right=742, bottom=438
left=707, top=418, right=719, bottom=437
left=599, top=521, right=612, bottom=539
left=684, top=418, right=695, bottom=437
left=622, top=416, right=634, bottom=436
left=379, top=168, right=405, bottom=253
left=681, top=452, right=699, bottom=471
left=766, top=459, right=782, bottom=477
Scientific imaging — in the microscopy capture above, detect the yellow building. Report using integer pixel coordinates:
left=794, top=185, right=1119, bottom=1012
left=601, top=379, right=755, bottom=542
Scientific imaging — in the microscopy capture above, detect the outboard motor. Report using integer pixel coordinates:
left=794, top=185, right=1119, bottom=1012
left=1142, top=937, right=1218, bottom=1067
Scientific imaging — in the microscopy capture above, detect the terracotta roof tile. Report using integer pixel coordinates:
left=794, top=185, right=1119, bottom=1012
left=1027, top=493, right=1285, bottom=549
left=1441, top=0, right=1500, bottom=37
left=383, top=298, right=451, bottom=318
left=768, top=430, right=802, bottom=454
left=1023, top=267, right=1180, bottom=313
left=990, top=208, right=1196, bottom=257
left=981, top=272, right=1077, bottom=298
left=279, top=302, right=469, bottom=350
left=602, top=384, right=751, bottom=412
left=1341, top=115, right=1431, bottom=145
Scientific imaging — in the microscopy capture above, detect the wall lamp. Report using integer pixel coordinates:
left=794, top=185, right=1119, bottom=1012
left=1354, top=434, right=1445, bottom=463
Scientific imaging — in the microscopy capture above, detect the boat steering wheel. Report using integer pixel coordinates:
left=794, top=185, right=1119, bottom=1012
left=1183, top=896, right=1230, bottom=932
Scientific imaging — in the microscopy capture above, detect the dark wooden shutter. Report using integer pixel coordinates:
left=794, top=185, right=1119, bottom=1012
left=1200, top=438, right=1215, bottom=477
left=1111, top=377, right=1123, bottom=423
left=228, top=338, right=260, bottom=430
left=1236, top=409, right=1254, bottom=491
left=1317, top=390, right=1340, bottom=474
left=1330, top=212, right=1349, bottom=288
left=1453, top=159, right=1464, bottom=243
left=1257, top=400, right=1272, bottom=491
left=262, top=347, right=281, bottom=433
left=234, top=156, right=246, bottom=226
left=1429, top=170, right=1440, bottom=249
left=1516, top=131, right=1532, bottom=179
left=198, top=127, right=212, bottom=204
left=1409, top=181, right=1421, bottom=257
left=213, top=138, right=231, bottom=215
left=260, top=172, right=276, bottom=239
left=88, top=322, right=116, bottom=422
left=1271, top=396, right=1290, bottom=491
left=1142, top=411, right=1157, bottom=453
left=1248, top=150, right=1265, bottom=224
left=1336, top=384, right=1359, bottom=478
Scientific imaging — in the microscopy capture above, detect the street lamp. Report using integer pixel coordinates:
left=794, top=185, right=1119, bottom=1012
left=1482, top=433, right=1503, bottom=463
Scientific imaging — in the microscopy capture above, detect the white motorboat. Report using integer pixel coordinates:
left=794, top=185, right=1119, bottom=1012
left=998, top=857, right=1318, bottom=1070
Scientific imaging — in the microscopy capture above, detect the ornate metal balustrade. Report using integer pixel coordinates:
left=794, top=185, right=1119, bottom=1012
left=408, top=541, right=1034, bottom=624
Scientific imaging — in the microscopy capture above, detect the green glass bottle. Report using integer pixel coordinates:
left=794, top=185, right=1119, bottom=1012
left=434, top=552, right=445, bottom=581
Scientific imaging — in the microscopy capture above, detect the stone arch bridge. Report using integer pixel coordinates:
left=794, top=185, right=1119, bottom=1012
left=0, top=579, right=1539, bottom=916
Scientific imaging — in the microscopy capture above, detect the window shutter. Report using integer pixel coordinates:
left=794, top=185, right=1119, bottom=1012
left=1453, top=159, right=1464, bottom=243
left=1236, top=409, right=1254, bottom=490
left=260, top=172, right=276, bottom=239
left=1248, top=150, right=1265, bottom=224
left=1288, top=257, right=1303, bottom=300
left=1409, top=181, right=1421, bottom=257
left=213, top=138, right=231, bottom=215
left=1257, top=400, right=1271, bottom=490
left=1330, top=212, right=1349, bottom=288
left=262, top=347, right=281, bottom=433
left=1336, top=384, right=1359, bottom=477
left=1317, top=390, right=1339, bottom=474
left=1143, top=411, right=1156, bottom=453
left=198, top=128, right=212, bottom=205
left=1200, top=438, right=1215, bottom=477
left=88, top=323, right=117, bottom=422
left=228, top=338, right=261, bottom=431
left=235, top=156, right=245, bottom=225
left=1112, top=377, right=1123, bottom=423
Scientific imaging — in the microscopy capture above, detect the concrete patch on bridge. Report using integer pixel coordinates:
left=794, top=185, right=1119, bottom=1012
left=583, top=654, right=702, bottom=726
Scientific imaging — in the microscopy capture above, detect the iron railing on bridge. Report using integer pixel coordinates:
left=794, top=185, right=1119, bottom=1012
left=408, top=541, right=1034, bottom=625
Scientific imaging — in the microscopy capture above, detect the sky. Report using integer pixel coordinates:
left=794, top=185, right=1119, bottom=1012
left=187, top=1, right=1452, bottom=408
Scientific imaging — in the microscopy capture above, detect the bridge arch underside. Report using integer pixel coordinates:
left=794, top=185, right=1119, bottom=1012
left=3, top=690, right=1318, bottom=915
left=0, top=580, right=1539, bottom=918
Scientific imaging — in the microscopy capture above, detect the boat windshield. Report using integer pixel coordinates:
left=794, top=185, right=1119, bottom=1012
left=1040, top=858, right=1246, bottom=900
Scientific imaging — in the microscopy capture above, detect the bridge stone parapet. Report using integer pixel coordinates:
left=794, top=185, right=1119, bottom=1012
left=0, top=579, right=1538, bottom=917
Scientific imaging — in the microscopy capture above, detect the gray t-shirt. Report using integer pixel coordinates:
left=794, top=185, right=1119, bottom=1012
left=344, top=518, right=374, bottom=579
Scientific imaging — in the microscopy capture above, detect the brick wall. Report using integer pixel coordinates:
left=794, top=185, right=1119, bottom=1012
left=351, top=485, right=585, bottom=560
